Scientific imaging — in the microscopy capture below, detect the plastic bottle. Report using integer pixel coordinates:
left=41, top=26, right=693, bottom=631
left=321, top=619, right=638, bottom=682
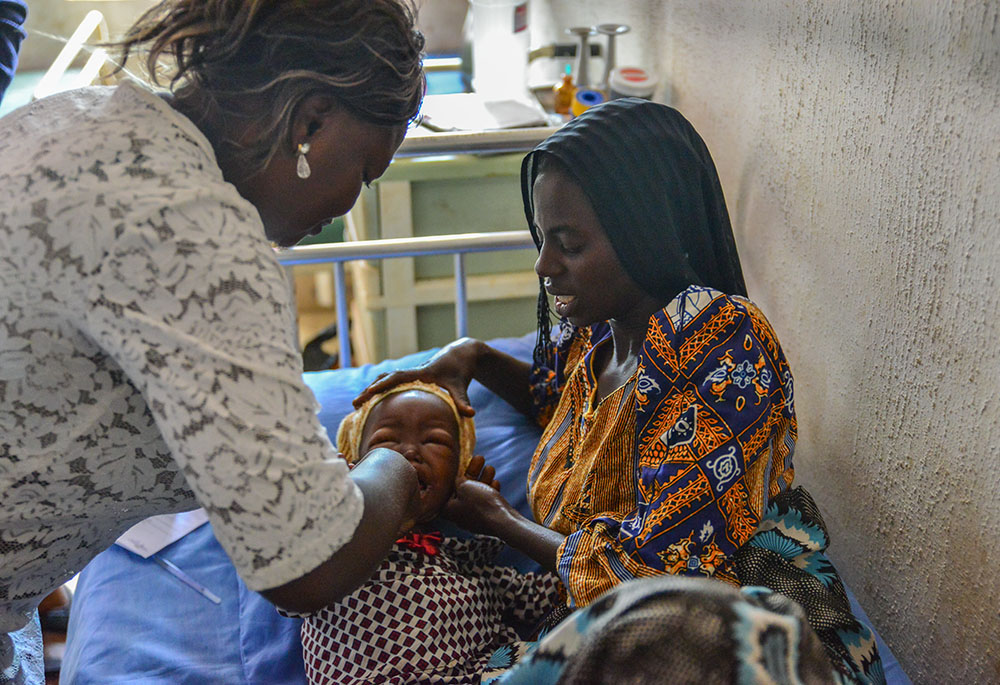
left=552, top=64, right=575, bottom=115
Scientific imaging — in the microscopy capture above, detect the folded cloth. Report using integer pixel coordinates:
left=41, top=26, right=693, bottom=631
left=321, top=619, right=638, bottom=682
left=490, top=575, right=837, bottom=685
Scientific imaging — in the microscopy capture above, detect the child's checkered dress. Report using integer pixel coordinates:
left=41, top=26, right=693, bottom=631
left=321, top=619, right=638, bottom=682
left=287, top=533, right=562, bottom=684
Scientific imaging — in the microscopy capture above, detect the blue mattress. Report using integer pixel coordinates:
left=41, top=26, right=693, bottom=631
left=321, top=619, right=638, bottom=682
left=60, top=333, right=908, bottom=684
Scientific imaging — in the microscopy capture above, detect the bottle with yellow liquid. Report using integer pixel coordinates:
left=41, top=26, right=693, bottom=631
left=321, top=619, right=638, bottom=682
left=552, top=64, right=575, bottom=115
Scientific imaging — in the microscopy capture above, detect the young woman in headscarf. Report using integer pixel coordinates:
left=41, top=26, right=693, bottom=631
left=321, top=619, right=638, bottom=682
left=357, top=98, right=885, bottom=684
left=1, top=2, right=427, bottom=680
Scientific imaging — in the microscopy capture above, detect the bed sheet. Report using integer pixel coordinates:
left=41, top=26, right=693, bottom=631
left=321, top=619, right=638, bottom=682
left=60, top=332, right=907, bottom=684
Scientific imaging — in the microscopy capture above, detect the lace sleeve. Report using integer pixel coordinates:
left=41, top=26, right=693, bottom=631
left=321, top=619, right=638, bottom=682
left=83, top=190, right=363, bottom=591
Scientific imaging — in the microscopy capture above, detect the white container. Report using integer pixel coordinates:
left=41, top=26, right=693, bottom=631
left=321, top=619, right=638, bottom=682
left=608, top=66, right=657, bottom=100
left=469, top=0, right=530, bottom=100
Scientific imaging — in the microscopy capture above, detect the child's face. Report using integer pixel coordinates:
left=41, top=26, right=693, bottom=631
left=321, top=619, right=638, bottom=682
left=359, top=390, right=461, bottom=523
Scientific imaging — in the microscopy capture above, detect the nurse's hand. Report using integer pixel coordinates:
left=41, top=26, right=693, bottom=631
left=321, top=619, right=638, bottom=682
left=353, top=337, right=482, bottom=417
left=349, top=448, right=424, bottom=535
left=261, top=448, right=419, bottom=614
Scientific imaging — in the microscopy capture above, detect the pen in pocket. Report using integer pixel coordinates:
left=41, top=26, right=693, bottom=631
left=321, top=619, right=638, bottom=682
left=151, top=554, right=222, bottom=605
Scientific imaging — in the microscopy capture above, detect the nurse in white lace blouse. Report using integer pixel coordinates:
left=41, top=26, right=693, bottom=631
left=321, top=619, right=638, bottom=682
left=0, top=1, right=438, bottom=678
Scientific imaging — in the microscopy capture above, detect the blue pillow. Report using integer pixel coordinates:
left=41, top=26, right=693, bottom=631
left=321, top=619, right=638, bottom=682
left=304, top=333, right=543, bottom=571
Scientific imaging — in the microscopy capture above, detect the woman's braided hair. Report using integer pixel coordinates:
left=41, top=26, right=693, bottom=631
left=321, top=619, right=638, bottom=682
left=114, top=0, right=425, bottom=178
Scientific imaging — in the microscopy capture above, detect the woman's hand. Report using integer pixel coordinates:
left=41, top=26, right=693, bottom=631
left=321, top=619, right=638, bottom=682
left=462, top=454, right=500, bottom=491
left=260, top=448, right=420, bottom=613
left=442, top=454, right=507, bottom=534
left=353, top=338, right=483, bottom=417
left=443, top=479, right=512, bottom=536
left=444, top=453, right=565, bottom=572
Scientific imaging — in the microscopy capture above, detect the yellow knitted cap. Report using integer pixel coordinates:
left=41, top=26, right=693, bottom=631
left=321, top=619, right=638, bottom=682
left=336, top=381, right=475, bottom=479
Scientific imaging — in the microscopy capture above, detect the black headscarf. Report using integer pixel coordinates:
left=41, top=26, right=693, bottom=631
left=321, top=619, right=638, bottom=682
left=521, top=98, right=747, bottom=304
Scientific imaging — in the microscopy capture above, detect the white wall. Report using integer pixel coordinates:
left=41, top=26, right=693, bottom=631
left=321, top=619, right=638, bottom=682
left=18, top=0, right=471, bottom=73
left=416, top=0, right=469, bottom=53
left=17, top=1, right=156, bottom=72
left=534, top=1, right=999, bottom=682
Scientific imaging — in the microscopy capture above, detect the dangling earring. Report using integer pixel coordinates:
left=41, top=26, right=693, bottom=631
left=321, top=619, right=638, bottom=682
left=296, top=142, right=311, bottom=179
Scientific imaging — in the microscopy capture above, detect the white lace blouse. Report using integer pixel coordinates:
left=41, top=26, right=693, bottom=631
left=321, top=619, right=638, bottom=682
left=0, top=81, right=362, bottom=631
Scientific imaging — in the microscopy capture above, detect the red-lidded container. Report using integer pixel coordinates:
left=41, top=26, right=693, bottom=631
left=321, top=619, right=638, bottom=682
left=608, top=66, right=657, bottom=100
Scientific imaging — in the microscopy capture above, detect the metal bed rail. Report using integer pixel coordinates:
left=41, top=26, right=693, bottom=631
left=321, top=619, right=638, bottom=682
left=395, top=126, right=561, bottom=158
left=275, top=230, right=536, bottom=368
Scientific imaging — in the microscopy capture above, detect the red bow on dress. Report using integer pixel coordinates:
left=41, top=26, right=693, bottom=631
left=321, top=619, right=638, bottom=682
left=396, top=530, right=443, bottom=556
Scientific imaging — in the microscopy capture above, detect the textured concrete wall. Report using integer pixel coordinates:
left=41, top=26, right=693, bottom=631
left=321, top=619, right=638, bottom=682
left=639, top=1, right=998, bottom=682
left=536, top=0, right=999, bottom=681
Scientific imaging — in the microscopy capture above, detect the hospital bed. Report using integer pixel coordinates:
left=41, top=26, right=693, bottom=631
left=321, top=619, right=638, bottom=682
left=59, top=230, right=909, bottom=684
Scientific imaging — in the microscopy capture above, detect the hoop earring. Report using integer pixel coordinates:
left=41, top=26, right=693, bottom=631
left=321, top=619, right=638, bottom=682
left=296, top=142, right=311, bottom=179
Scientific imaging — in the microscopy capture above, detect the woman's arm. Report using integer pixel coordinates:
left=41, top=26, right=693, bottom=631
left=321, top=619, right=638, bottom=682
left=260, top=448, right=420, bottom=613
left=354, top=337, right=535, bottom=418
left=461, top=338, right=536, bottom=416
left=444, top=479, right=564, bottom=572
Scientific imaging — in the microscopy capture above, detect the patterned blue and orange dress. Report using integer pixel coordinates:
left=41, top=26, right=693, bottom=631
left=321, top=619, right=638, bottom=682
left=525, top=285, right=885, bottom=685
